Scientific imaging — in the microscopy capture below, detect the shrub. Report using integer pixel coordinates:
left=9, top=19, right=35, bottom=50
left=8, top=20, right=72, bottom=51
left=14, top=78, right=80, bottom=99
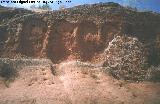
left=0, top=63, right=18, bottom=84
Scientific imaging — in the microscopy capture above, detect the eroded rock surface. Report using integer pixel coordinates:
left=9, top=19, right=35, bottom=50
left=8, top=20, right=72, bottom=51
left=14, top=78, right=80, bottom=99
left=0, top=2, right=160, bottom=104
left=0, top=3, right=160, bottom=66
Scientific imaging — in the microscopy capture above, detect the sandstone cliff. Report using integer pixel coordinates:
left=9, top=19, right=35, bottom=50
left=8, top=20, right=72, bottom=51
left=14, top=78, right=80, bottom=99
left=0, top=3, right=160, bottom=66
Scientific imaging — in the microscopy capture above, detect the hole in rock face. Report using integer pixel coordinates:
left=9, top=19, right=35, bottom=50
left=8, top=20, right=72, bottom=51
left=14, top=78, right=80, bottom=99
left=17, top=18, right=47, bottom=57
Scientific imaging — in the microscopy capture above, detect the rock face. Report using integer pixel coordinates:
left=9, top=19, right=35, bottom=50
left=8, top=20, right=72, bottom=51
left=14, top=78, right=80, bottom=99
left=0, top=3, right=159, bottom=63
left=0, top=2, right=160, bottom=80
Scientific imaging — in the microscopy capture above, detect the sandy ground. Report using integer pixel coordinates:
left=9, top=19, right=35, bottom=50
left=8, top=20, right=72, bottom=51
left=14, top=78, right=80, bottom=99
left=0, top=61, right=160, bottom=104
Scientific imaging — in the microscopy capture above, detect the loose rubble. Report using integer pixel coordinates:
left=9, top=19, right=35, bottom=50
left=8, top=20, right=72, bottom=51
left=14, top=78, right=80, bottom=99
left=103, top=36, right=147, bottom=81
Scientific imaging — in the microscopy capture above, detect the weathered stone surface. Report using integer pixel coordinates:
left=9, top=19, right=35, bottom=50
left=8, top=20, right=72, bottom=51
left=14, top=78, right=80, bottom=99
left=0, top=3, right=160, bottom=66
left=103, top=36, right=147, bottom=81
